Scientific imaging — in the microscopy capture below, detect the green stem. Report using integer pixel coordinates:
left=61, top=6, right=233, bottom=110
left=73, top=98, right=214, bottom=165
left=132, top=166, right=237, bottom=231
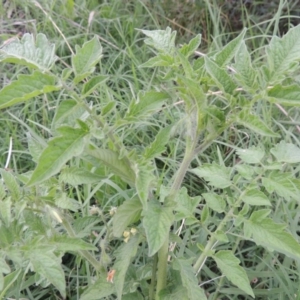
left=149, top=254, right=158, bottom=300
left=155, top=240, right=169, bottom=298
left=155, top=138, right=197, bottom=298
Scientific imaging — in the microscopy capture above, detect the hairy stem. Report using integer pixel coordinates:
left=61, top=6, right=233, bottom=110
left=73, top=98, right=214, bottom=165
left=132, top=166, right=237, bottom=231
left=149, top=253, right=158, bottom=300
left=155, top=137, right=197, bottom=298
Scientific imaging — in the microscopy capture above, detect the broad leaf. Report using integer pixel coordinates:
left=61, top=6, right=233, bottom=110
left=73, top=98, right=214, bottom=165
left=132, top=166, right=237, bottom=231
left=72, top=36, right=102, bottom=79
left=0, top=33, right=57, bottom=70
left=262, top=170, right=300, bottom=201
left=141, top=53, right=175, bottom=68
left=59, top=166, right=103, bottom=185
left=0, top=198, right=12, bottom=227
left=271, top=141, right=300, bottom=163
left=267, top=24, right=300, bottom=81
left=202, top=192, right=226, bottom=213
left=142, top=200, right=174, bottom=256
left=53, top=100, right=87, bottom=128
left=0, top=71, right=60, bottom=109
left=85, top=148, right=136, bottom=186
left=0, top=257, right=10, bottom=274
left=29, top=250, right=66, bottom=298
left=159, top=286, right=190, bottom=300
left=191, top=163, right=231, bottom=189
left=174, top=187, right=200, bottom=225
left=50, top=236, right=98, bottom=251
left=236, top=146, right=265, bottom=164
left=215, top=28, right=246, bottom=67
left=235, top=164, right=255, bottom=180
left=233, top=41, right=257, bottom=90
left=179, top=34, right=201, bottom=58
left=204, top=56, right=236, bottom=95
left=242, top=189, right=271, bottom=206
left=268, top=84, right=300, bottom=106
left=244, top=211, right=300, bottom=261
left=213, top=250, right=254, bottom=297
left=125, top=91, right=169, bottom=120
left=0, top=169, right=21, bottom=201
left=27, top=126, right=89, bottom=186
left=72, top=216, right=101, bottom=238
left=80, top=276, right=115, bottom=300
left=143, top=126, right=172, bottom=160
left=82, top=75, right=108, bottom=97
left=236, top=110, right=279, bottom=137
left=141, top=27, right=177, bottom=53
left=173, top=258, right=207, bottom=300
left=134, top=163, right=154, bottom=209
left=113, top=197, right=142, bottom=237
left=113, top=234, right=141, bottom=299
left=55, top=193, right=80, bottom=211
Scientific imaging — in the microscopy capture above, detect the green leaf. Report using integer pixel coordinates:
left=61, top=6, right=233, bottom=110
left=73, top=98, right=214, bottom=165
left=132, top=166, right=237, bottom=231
left=85, top=148, right=136, bottom=186
left=179, top=34, right=201, bottom=58
left=202, top=192, right=226, bottom=213
left=141, top=27, right=177, bottom=53
left=134, top=163, right=154, bottom=209
left=80, top=276, right=115, bottom=300
left=27, top=126, right=90, bottom=186
left=262, top=170, right=299, bottom=201
left=113, top=234, right=141, bottom=299
left=0, top=71, right=61, bottom=109
left=201, top=205, right=209, bottom=224
left=0, top=197, right=12, bottom=226
left=268, top=84, right=300, bottom=106
left=173, top=258, right=207, bottom=300
left=160, top=286, right=190, bottom=300
left=113, top=197, right=142, bottom=238
left=53, top=100, right=87, bottom=128
left=234, top=41, right=257, bottom=90
left=236, top=146, right=265, bottom=164
left=60, top=166, right=103, bottom=185
left=125, top=91, right=169, bottom=120
left=0, top=169, right=21, bottom=201
left=235, top=165, right=255, bottom=180
left=191, top=163, right=231, bottom=189
left=72, top=36, right=102, bottom=78
left=29, top=250, right=66, bottom=298
left=72, top=216, right=101, bottom=237
left=204, top=56, right=236, bottom=94
left=143, top=126, right=172, bottom=160
left=244, top=211, right=300, bottom=261
left=213, top=250, right=254, bottom=297
left=55, top=192, right=80, bottom=211
left=242, top=189, right=271, bottom=206
left=271, top=141, right=300, bottom=163
left=142, top=200, right=174, bottom=256
left=0, top=257, right=10, bottom=274
left=267, top=24, right=300, bottom=80
left=1, top=269, right=22, bottom=298
left=82, top=75, right=108, bottom=97
left=141, top=53, right=175, bottom=68
left=27, top=132, right=46, bottom=162
left=236, top=110, right=279, bottom=137
left=174, top=187, right=200, bottom=225
left=215, top=28, right=246, bottom=67
left=0, top=33, right=57, bottom=70
left=50, top=236, right=97, bottom=251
